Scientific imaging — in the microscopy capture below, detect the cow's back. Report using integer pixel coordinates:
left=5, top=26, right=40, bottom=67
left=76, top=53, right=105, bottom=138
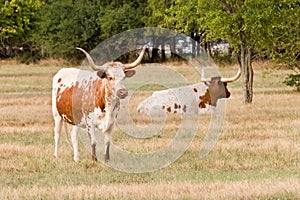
left=137, top=83, right=215, bottom=115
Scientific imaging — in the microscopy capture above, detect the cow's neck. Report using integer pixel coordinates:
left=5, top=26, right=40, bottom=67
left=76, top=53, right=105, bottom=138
left=94, top=80, right=113, bottom=112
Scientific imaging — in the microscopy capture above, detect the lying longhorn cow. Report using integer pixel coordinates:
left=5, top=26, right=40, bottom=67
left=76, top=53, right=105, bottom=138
left=137, top=66, right=241, bottom=115
left=52, top=46, right=146, bottom=162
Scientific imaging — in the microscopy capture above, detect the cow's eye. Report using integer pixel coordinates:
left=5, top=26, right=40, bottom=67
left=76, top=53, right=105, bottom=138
left=108, top=77, right=113, bottom=81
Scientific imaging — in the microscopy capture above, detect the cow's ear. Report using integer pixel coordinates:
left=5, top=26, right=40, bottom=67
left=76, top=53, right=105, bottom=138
left=125, top=70, right=135, bottom=78
left=97, top=71, right=106, bottom=78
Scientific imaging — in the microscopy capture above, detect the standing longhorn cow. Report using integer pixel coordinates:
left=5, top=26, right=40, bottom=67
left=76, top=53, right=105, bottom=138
left=52, top=46, right=146, bottom=162
left=137, top=66, right=241, bottom=115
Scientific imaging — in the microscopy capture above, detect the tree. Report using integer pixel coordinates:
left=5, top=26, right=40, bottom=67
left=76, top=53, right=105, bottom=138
left=98, top=0, right=146, bottom=40
left=33, top=0, right=147, bottom=60
left=165, top=0, right=255, bottom=103
left=164, top=0, right=300, bottom=103
left=243, top=0, right=300, bottom=91
left=248, top=0, right=299, bottom=66
left=197, top=0, right=255, bottom=104
left=143, top=0, right=175, bottom=62
left=0, top=0, right=42, bottom=59
left=164, top=0, right=208, bottom=58
left=33, top=0, right=102, bottom=60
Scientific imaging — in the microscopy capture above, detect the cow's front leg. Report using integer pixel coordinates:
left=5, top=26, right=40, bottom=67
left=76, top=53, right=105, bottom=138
left=87, top=124, right=98, bottom=161
left=104, top=134, right=110, bottom=162
left=104, top=124, right=114, bottom=162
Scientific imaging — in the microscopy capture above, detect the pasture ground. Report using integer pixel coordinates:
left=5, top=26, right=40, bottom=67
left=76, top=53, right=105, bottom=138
left=0, top=61, right=299, bottom=199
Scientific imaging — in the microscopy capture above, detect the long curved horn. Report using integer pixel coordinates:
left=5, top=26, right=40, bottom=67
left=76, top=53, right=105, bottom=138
left=200, top=65, right=241, bottom=83
left=220, top=66, right=241, bottom=83
left=76, top=47, right=106, bottom=72
left=124, top=45, right=147, bottom=70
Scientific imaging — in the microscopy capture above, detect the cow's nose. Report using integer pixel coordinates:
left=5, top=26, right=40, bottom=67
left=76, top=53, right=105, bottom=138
left=117, top=89, right=128, bottom=99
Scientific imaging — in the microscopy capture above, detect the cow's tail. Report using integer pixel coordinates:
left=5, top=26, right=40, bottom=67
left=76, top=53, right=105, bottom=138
left=63, top=122, right=72, bottom=147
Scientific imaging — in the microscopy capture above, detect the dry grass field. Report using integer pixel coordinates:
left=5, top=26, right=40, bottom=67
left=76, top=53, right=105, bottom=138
left=0, top=61, right=299, bottom=199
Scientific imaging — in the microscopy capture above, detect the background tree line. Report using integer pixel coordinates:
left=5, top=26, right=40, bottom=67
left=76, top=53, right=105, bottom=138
left=0, top=0, right=299, bottom=99
left=0, top=0, right=147, bottom=62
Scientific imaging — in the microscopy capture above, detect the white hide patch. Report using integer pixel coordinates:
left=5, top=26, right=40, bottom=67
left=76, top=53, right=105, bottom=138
left=53, top=68, right=99, bottom=96
left=92, top=99, right=120, bottom=132
left=137, top=83, right=215, bottom=115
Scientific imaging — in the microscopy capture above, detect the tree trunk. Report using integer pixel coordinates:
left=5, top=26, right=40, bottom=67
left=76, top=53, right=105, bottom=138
left=151, top=35, right=160, bottom=63
left=161, top=37, right=166, bottom=62
left=207, top=40, right=212, bottom=57
left=239, top=43, right=254, bottom=103
left=170, top=35, right=176, bottom=59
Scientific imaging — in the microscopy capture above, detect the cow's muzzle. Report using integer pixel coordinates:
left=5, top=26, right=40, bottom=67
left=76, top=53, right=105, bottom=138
left=117, top=89, right=128, bottom=99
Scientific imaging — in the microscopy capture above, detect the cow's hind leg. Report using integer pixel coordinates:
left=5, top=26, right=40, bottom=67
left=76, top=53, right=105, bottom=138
left=91, top=143, right=97, bottom=161
left=71, top=126, right=80, bottom=162
left=53, top=116, right=63, bottom=159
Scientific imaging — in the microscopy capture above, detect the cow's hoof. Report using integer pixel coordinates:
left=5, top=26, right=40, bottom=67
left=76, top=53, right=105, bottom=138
left=92, top=155, right=98, bottom=162
left=104, top=154, right=110, bottom=162
left=73, top=157, right=79, bottom=162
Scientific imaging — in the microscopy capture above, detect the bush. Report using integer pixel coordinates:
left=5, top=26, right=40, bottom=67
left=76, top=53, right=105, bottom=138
left=284, top=74, right=300, bottom=91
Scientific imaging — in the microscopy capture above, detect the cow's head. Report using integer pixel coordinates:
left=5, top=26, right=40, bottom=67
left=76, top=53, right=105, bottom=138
left=201, top=67, right=241, bottom=106
left=77, top=46, right=146, bottom=99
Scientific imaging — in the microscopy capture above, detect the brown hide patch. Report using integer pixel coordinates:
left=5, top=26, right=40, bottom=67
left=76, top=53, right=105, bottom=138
left=56, top=78, right=111, bottom=125
left=94, top=80, right=108, bottom=112
left=57, top=78, right=62, bottom=83
left=199, top=89, right=211, bottom=108
left=56, top=82, right=83, bottom=125
left=167, top=107, right=171, bottom=112
left=174, top=103, right=179, bottom=109
left=199, top=102, right=206, bottom=108
left=183, top=105, right=187, bottom=113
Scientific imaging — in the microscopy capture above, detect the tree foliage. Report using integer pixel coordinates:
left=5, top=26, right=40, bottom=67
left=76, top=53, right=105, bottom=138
left=243, top=0, right=300, bottom=66
left=34, top=0, right=147, bottom=60
left=1, top=0, right=148, bottom=60
left=33, top=0, right=102, bottom=60
left=0, top=0, right=42, bottom=58
left=143, top=0, right=173, bottom=27
left=99, top=0, right=146, bottom=40
left=1, top=0, right=299, bottom=85
left=164, top=0, right=300, bottom=99
left=284, top=74, right=300, bottom=91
